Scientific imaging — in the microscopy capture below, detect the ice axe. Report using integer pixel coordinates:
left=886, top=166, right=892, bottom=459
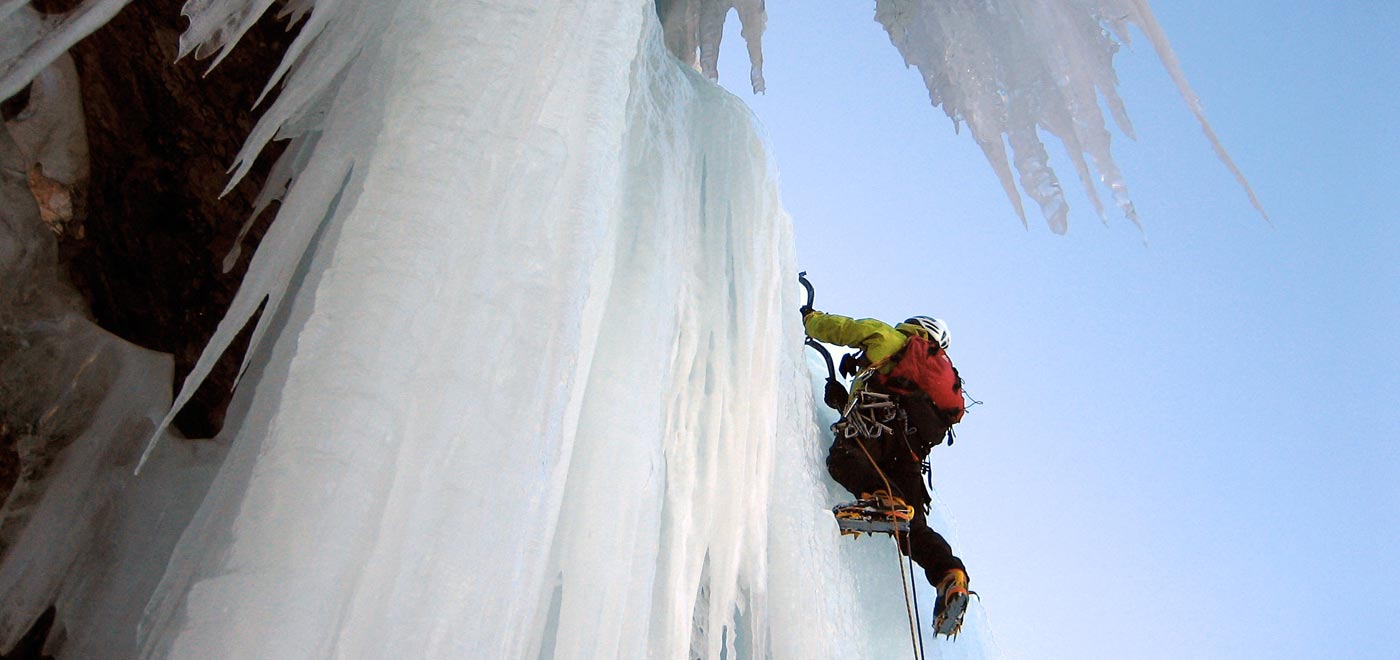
left=798, top=272, right=850, bottom=411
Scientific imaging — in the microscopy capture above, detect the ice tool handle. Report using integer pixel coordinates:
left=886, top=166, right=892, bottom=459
left=798, top=272, right=849, bottom=411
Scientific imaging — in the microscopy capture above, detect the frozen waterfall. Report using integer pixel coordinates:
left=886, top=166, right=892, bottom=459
left=2, top=0, right=1263, bottom=655
left=142, top=2, right=883, bottom=655
left=3, top=0, right=993, bottom=658
left=2, top=0, right=1264, bottom=237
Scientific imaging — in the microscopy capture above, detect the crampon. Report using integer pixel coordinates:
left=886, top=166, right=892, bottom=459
left=933, top=569, right=975, bottom=638
left=832, top=493, right=915, bottom=537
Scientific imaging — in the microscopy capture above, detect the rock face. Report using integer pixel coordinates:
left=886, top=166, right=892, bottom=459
left=0, top=5, right=292, bottom=655
left=1, top=0, right=290, bottom=523
left=54, top=1, right=294, bottom=438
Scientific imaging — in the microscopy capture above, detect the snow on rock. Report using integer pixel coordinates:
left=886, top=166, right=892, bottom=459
left=0, top=104, right=221, bottom=660
left=4, top=46, right=89, bottom=237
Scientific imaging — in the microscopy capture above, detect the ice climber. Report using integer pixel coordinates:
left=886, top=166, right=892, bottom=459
left=801, top=307, right=972, bottom=636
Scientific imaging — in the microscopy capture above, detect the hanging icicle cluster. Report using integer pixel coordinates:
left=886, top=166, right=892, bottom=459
left=647, top=0, right=1265, bottom=232
left=3, top=0, right=1262, bottom=232
left=655, top=0, right=768, bottom=94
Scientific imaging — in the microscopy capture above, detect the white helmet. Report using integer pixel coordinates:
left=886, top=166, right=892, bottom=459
left=904, top=316, right=950, bottom=349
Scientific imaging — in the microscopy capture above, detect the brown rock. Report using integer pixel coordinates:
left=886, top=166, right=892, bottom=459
left=57, top=1, right=297, bottom=437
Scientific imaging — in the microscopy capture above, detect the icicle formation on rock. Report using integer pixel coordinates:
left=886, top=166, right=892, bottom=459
left=872, top=0, right=1266, bottom=232
left=1, top=16, right=221, bottom=657
left=656, top=0, right=767, bottom=93
left=648, top=0, right=1263, bottom=232
left=1, top=0, right=1260, bottom=236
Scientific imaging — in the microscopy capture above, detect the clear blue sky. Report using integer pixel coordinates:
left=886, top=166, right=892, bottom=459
left=717, top=2, right=1399, bottom=658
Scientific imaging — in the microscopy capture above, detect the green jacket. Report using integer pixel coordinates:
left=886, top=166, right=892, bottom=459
left=803, top=311, right=931, bottom=373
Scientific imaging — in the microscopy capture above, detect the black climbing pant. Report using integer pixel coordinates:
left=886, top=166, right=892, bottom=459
left=827, top=430, right=966, bottom=587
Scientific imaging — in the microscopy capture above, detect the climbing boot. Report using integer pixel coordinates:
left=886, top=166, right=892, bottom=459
left=869, top=489, right=914, bottom=522
left=933, top=568, right=971, bottom=638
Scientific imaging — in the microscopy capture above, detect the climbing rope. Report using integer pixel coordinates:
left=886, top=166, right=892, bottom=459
left=893, top=530, right=922, bottom=660
left=910, top=555, right=926, bottom=655
left=851, top=433, right=924, bottom=660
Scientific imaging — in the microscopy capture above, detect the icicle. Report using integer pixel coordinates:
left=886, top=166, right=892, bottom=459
left=1119, top=0, right=1269, bottom=222
left=141, top=0, right=400, bottom=467
left=659, top=0, right=767, bottom=93
left=0, top=1, right=135, bottom=101
left=872, top=0, right=1262, bottom=230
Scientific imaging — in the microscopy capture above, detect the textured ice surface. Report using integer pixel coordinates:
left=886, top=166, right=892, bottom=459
left=0, top=0, right=1253, bottom=655
left=125, top=0, right=990, bottom=657
left=2, top=0, right=1276, bottom=655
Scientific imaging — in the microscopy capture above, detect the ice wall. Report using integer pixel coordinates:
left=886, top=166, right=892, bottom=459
left=121, top=0, right=984, bottom=657
left=0, top=0, right=1010, bottom=657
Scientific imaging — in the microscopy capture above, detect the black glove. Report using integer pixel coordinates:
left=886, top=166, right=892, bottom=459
left=839, top=353, right=861, bottom=378
left=799, top=304, right=814, bottom=320
left=822, top=377, right=849, bottom=411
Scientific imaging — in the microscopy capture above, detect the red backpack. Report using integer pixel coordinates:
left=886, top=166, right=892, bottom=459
left=873, top=334, right=965, bottom=424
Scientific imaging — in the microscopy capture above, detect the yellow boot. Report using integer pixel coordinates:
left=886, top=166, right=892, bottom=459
left=933, top=568, right=971, bottom=637
left=870, top=489, right=914, bottom=522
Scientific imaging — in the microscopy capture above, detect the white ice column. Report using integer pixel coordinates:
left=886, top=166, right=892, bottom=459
left=140, top=1, right=651, bottom=657
left=137, top=0, right=801, bottom=657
